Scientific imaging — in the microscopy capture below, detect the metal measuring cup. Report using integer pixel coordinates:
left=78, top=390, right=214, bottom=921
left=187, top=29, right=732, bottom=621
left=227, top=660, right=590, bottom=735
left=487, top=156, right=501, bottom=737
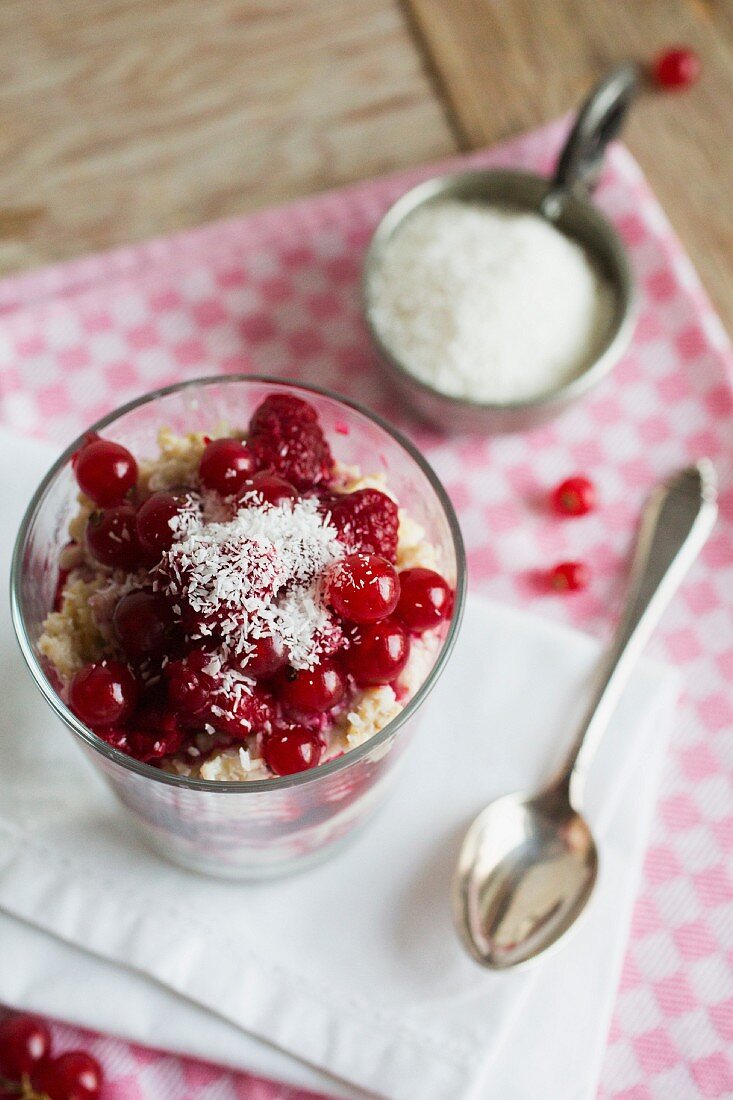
left=362, top=64, right=640, bottom=433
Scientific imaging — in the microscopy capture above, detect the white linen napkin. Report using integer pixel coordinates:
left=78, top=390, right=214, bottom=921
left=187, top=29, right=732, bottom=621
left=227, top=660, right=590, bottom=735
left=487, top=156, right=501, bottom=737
left=0, top=429, right=677, bottom=1100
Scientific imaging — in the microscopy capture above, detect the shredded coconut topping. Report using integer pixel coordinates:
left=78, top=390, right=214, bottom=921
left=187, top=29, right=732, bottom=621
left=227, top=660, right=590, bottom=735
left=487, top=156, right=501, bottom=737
left=168, top=496, right=203, bottom=540
left=157, top=495, right=343, bottom=669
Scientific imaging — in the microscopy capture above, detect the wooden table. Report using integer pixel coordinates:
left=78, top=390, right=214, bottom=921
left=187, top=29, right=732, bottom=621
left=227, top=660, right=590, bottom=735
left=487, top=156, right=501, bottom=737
left=2, top=0, right=731, bottom=330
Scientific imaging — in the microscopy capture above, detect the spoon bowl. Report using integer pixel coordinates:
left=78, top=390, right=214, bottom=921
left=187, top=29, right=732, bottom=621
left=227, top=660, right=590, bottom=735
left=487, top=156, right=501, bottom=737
left=454, top=787, right=598, bottom=969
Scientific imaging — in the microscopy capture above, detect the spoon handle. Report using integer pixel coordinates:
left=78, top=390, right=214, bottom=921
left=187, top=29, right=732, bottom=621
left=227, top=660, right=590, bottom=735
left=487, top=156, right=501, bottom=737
left=541, top=62, right=639, bottom=220
left=556, top=461, right=718, bottom=808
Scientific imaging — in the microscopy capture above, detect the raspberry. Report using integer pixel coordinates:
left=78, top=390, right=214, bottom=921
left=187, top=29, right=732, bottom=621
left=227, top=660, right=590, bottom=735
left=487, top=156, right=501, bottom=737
left=324, top=488, right=399, bottom=563
left=249, top=393, right=318, bottom=432
left=248, top=394, right=334, bottom=489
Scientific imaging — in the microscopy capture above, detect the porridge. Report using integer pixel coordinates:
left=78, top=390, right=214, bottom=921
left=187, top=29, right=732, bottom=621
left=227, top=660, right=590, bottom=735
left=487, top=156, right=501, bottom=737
left=39, top=393, right=455, bottom=780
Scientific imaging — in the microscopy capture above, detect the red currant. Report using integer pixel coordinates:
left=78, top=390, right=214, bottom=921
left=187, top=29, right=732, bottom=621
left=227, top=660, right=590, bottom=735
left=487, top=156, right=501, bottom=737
left=327, top=553, right=399, bottom=624
left=136, top=492, right=187, bottom=557
left=239, top=471, right=299, bottom=507
left=75, top=438, right=137, bottom=506
left=126, top=705, right=184, bottom=761
left=33, top=1050, right=103, bottom=1100
left=549, top=561, right=589, bottom=593
left=165, top=650, right=214, bottom=714
left=396, top=568, right=453, bottom=633
left=178, top=602, right=225, bottom=642
left=263, top=727, right=322, bottom=776
left=97, top=727, right=132, bottom=754
left=199, top=438, right=257, bottom=495
left=69, top=661, right=138, bottom=728
left=324, top=488, right=399, bottom=562
left=86, top=505, right=144, bottom=570
left=0, top=1014, right=51, bottom=1079
left=71, top=431, right=100, bottom=468
left=113, top=591, right=173, bottom=659
left=241, top=634, right=289, bottom=678
left=551, top=476, right=596, bottom=517
left=207, top=686, right=275, bottom=739
left=652, top=46, right=700, bottom=90
left=343, top=620, right=410, bottom=685
left=278, top=658, right=346, bottom=713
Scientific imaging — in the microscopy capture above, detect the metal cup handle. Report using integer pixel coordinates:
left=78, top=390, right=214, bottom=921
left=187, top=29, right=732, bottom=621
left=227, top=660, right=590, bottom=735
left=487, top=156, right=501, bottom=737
left=541, top=63, right=640, bottom=220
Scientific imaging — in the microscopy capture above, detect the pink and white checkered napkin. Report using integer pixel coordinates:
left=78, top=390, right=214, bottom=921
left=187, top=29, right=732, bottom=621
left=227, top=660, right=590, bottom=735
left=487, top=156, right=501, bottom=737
left=1, top=118, right=732, bottom=1100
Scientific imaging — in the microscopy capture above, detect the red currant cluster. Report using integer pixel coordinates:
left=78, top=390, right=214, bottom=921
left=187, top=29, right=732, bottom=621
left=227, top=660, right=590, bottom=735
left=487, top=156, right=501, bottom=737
left=0, top=1015, right=102, bottom=1100
left=59, top=394, right=455, bottom=777
left=547, top=475, right=596, bottom=594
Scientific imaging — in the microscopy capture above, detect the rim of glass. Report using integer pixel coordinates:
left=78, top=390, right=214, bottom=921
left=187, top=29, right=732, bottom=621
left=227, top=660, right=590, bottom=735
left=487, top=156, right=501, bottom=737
left=11, top=374, right=467, bottom=793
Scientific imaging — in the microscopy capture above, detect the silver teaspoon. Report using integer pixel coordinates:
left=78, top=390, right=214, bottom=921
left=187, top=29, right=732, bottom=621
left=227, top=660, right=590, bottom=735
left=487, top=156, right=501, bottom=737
left=453, top=462, right=718, bottom=970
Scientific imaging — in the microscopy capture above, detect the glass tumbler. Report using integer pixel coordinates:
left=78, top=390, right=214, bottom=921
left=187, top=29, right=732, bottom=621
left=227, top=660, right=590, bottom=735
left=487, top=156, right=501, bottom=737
left=11, top=377, right=465, bottom=879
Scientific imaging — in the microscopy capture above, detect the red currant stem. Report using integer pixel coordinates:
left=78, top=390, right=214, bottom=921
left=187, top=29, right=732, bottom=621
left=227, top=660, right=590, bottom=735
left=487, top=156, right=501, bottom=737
left=24, top=1076, right=50, bottom=1100
left=0, top=1075, right=50, bottom=1100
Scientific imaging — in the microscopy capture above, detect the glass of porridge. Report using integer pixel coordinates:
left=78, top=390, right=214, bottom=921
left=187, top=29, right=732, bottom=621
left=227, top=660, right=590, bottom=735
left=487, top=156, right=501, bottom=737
left=11, top=377, right=465, bottom=878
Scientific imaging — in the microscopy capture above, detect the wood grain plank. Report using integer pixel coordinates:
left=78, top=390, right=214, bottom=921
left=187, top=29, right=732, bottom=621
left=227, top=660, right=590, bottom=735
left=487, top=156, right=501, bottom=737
left=404, top=0, right=733, bottom=331
left=0, top=0, right=457, bottom=273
